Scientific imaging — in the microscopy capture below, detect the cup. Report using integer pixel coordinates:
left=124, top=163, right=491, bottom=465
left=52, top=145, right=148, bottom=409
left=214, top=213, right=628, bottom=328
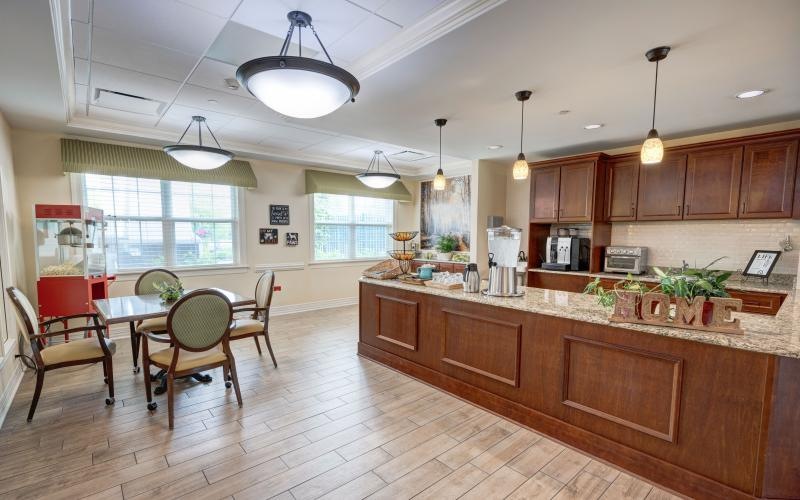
left=418, top=265, right=435, bottom=279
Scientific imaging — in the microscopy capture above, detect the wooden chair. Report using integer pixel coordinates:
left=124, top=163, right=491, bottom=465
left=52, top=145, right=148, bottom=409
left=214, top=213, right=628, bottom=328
left=6, top=287, right=115, bottom=422
left=140, top=289, right=241, bottom=429
left=134, top=268, right=180, bottom=334
left=229, top=270, right=277, bottom=367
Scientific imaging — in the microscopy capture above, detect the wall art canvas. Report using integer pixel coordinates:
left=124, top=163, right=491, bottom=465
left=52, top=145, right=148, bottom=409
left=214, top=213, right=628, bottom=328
left=420, top=175, right=471, bottom=250
left=270, top=204, right=290, bottom=225
left=286, top=232, right=299, bottom=246
left=259, top=228, right=278, bottom=244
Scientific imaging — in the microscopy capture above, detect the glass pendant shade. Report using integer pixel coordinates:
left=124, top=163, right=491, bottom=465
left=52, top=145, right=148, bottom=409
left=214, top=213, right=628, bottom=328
left=236, top=11, right=359, bottom=119
left=433, top=168, right=446, bottom=191
left=640, top=128, right=664, bottom=164
left=512, top=155, right=529, bottom=180
left=163, top=116, right=232, bottom=170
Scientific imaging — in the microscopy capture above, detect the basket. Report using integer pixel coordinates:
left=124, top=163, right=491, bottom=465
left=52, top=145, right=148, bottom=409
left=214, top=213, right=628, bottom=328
left=389, top=231, right=419, bottom=242
left=362, top=259, right=402, bottom=280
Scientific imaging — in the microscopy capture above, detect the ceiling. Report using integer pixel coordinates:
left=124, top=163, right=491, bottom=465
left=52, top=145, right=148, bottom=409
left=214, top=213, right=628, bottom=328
left=0, top=0, right=798, bottom=175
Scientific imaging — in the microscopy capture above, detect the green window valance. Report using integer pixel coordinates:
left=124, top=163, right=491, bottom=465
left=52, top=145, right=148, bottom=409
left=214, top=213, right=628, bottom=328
left=305, top=169, right=412, bottom=202
left=61, top=139, right=257, bottom=188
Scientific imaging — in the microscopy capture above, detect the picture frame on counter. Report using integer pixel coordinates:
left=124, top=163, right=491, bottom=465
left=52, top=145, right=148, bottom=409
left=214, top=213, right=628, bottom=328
left=259, top=228, right=278, bottom=244
left=743, top=250, right=781, bottom=278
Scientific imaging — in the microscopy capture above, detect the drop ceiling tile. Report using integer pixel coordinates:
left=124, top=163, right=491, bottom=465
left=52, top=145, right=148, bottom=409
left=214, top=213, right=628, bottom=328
left=91, top=62, right=182, bottom=105
left=158, top=104, right=236, bottom=131
left=176, top=0, right=241, bottom=18
left=223, top=116, right=335, bottom=146
left=348, top=0, right=391, bottom=12
left=71, top=20, right=90, bottom=59
left=377, top=0, right=444, bottom=27
left=70, top=0, right=90, bottom=23
left=175, top=84, right=285, bottom=122
left=75, top=84, right=88, bottom=105
left=91, top=27, right=197, bottom=82
left=328, top=15, right=401, bottom=62
left=88, top=105, right=161, bottom=127
left=188, top=58, right=253, bottom=98
left=206, top=21, right=304, bottom=67
left=92, top=0, right=227, bottom=55
left=74, top=58, right=89, bottom=85
left=301, top=136, right=372, bottom=155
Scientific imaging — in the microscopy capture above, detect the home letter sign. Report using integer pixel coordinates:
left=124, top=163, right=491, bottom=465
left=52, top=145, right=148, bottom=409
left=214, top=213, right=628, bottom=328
left=609, top=292, right=743, bottom=334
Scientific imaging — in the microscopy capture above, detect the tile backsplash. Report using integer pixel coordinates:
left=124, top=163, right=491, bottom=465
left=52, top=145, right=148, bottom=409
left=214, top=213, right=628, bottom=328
left=610, top=219, right=800, bottom=275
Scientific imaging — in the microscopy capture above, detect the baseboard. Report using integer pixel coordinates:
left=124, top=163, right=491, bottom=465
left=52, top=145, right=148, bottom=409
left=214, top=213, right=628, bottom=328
left=0, top=355, right=24, bottom=429
left=271, top=296, right=358, bottom=316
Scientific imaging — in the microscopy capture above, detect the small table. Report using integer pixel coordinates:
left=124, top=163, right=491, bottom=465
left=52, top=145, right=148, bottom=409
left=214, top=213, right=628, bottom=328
left=93, top=289, right=255, bottom=374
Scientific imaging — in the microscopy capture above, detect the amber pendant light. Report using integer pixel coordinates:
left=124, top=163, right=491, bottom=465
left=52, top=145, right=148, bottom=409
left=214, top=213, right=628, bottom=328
left=512, top=90, right=532, bottom=180
left=641, top=46, right=670, bottom=164
left=433, top=118, right=447, bottom=191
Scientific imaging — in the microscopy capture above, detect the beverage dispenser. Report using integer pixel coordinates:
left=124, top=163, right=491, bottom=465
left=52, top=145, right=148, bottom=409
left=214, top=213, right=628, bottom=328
left=485, top=226, right=524, bottom=297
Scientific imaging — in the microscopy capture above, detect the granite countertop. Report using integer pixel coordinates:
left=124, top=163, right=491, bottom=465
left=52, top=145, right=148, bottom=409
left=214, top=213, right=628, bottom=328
left=360, top=277, right=800, bottom=359
left=528, top=267, right=796, bottom=294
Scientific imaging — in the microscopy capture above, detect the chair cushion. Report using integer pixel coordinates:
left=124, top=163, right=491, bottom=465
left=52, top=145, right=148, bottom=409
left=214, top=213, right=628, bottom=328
left=230, top=319, right=264, bottom=337
left=136, top=317, right=167, bottom=333
left=41, top=338, right=114, bottom=366
left=149, top=347, right=227, bottom=371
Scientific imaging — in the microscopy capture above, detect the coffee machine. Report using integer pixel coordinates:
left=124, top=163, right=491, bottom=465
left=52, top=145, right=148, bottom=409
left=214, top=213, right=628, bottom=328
left=485, top=226, right=524, bottom=297
left=543, top=236, right=590, bottom=271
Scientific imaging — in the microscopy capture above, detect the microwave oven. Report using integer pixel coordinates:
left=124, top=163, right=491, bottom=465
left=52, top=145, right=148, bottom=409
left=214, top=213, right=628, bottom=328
left=604, top=246, right=648, bottom=274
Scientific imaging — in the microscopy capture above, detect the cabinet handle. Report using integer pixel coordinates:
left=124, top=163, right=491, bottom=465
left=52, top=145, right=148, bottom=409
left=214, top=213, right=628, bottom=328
left=552, top=208, right=557, bottom=219
left=685, top=204, right=690, bottom=214
left=677, top=204, right=682, bottom=216
left=741, top=201, right=746, bottom=214
left=630, top=203, right=634, bottom=216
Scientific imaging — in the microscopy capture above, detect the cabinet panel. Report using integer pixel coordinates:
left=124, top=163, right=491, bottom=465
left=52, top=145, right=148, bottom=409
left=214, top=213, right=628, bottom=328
left=684, top=146, right=743, bottom=219
left=605, top=158, right=640, bottom=221
left=739, top=139, right=798, bottom=219
left=637, top=155, right=687, bottom=221
left=558, top=161, right=595, bottom=222
left=530, top=166, right=560, bottom=223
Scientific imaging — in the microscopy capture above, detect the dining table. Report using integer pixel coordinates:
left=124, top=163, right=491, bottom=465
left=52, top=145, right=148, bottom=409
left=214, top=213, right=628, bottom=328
left=92, top=288, right=255, bottom=383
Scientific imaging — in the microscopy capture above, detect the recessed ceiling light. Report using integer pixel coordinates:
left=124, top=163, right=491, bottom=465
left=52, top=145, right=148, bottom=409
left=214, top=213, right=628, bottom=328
left=584, top=124, right=603, bottom=130
left=558, top=110, right=570, bottom=115
left=487, top=145, right=503, bottom=150
left=207, top=99, right=218, bottom=104
left=736, top=89, right=766, bottom=99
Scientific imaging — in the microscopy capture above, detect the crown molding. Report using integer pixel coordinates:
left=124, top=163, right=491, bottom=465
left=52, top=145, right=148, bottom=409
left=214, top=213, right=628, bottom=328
left=351, top=0, right=508, bottom=79
left=49, top=0, right=73, bottom=124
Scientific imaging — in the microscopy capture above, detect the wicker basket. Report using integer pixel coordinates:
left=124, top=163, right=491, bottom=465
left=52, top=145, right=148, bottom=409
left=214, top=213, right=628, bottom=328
left=362, top=259, right=402, bottom=280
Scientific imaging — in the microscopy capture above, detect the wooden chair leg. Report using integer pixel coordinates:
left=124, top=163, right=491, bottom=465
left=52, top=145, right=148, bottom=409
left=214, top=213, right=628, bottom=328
left=102, top=358, right=108, bottom=381
left=228, top=357, right=243, bottom=407
left=252, top=335, right=262, bottom=355
left=142, top=350, right=153, bottom=407
left=264, top=332, right=277, bottom=368
left=167, top=374, right=175, bottom=429
left=27, top=370, right=45, bottom=422
left=105, top=356, right=115, bottom=405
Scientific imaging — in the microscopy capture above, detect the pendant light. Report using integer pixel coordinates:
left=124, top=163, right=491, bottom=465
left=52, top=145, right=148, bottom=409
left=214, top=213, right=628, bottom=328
left=356, top=150, right=401, bottom=189
left=163, top=116, right=233, bottom=170
left=433, top=118, right=447, bottom=191
left=512, top=90, right=532, bottom=180
left=641, top=46, right=670, bottom=164
left=236, top=11, right=360, bottom=119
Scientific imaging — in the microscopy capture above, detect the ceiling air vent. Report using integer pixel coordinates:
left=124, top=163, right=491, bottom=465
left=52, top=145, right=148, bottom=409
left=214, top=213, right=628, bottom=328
left=389, top=150, right=434, bottom=162
left=92, top=88, right=165, bottom=116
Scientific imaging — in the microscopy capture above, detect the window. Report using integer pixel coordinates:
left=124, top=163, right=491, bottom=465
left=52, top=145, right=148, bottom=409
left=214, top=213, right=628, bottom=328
left=80, top=174, right=241, bottom=271
left=312, top=193, right=394, bottom=261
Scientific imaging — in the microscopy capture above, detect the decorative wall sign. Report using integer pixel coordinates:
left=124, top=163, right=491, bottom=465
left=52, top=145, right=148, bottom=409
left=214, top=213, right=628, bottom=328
left=286, top=232, right=299, bottom=246
left=743, top=250, right=781, bottom=278
left=270, top=204, right=290, bottom=225
left=609, top=291, right=743, bottom=334
left=259, top=228, right=278, bottom=244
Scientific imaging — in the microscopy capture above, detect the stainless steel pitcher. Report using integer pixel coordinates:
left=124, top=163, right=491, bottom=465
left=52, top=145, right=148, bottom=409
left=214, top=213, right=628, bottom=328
left=462, top=263, right=480, bottom=293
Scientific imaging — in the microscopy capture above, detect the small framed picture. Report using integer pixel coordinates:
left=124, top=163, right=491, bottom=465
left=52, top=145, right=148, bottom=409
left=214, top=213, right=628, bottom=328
left=270, top=204, right=290, bottom=225
left=259, top=228, right=278, bottom=245
left=286, top=232, right=299, bottom=246
left=743, top=250, right=781, bottom=277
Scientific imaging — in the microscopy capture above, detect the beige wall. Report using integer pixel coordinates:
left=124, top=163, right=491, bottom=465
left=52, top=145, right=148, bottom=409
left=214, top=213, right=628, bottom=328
left=474, top=160, right=509, bottom=275
left=10, top=129, right=417, bottom=312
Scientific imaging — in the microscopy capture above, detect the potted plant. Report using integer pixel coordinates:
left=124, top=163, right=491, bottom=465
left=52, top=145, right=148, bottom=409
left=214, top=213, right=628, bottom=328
left=584, top=274, right=653, bottom=310
left=653, top=257, right=731, bottom=324
left=153, top=280, right=184, bottom=303
left=435, top=234, right=458, bottom=261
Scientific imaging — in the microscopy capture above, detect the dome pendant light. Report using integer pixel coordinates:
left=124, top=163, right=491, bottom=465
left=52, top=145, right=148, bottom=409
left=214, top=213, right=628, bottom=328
left=356, top=150, right=401, bottom=189
left=433, top=118, right=447, bottom=191
left=163, top=116, right=233, bottom=170
left=236, top=11, right=360, bottom=119
left=641, top=46, right=670, bottom=164
left=512, top=90, right=532, bottom=180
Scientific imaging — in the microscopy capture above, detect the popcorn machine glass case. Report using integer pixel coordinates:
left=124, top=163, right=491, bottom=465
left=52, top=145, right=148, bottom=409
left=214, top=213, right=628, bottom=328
left=34, top=204, right=110, bottom=319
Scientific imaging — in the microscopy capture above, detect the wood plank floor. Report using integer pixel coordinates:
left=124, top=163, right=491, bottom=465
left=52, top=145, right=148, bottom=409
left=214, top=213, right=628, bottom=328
left=0, top=306, right=685, bottom=500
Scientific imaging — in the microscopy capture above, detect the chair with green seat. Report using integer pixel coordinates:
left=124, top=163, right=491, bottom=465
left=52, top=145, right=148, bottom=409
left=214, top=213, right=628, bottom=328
left=140, top=288, right=241, bottom=429
left=134, top=268, right=180, bottom=334
left=229, top=270, right=277, bottom=367
left=6, top=287, right=116, bottom=422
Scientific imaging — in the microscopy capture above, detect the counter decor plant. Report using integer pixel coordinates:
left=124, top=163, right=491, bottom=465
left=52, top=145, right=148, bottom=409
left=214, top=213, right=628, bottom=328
left=154, top=280, right=184, bottom=303
left=584, top=274, right=653, bottom=309
left=652, top=257, right=731, bottom=300
left=435, top=233, right=458, bottom=261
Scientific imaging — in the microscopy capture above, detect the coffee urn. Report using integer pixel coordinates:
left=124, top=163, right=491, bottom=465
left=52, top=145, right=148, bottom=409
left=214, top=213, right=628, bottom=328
left=484, top=226, right=524, bottom=297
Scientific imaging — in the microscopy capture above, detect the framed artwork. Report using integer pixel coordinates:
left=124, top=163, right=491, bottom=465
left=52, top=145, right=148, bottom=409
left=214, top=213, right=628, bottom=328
left=286, top=232, right=299, bottom=246
left=259, top=228, right=278, bottom=245
left=270, top=204, right=290, bottom=225
left=420, top=175, right=471, bottom=250
left=743, top=250, right=781, bottom=277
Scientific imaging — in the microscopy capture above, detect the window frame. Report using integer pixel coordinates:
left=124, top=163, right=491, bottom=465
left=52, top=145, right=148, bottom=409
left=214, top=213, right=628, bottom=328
left=72, top=174, right=247, bottom=274
left=308, top=193, right=396, bottom=264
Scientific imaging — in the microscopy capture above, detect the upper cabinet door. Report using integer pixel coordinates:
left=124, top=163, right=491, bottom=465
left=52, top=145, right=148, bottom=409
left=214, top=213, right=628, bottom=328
left=558, top=161, right=596, bottom=222
left=684, top=146, right=743, bottom=219
left=636, top=154, right=687, bottom=221
left=739, top=139, right=798, bottom=219
left=530, top=166, right=560, bottom=223
left=605, top=158, right=639, bottom=221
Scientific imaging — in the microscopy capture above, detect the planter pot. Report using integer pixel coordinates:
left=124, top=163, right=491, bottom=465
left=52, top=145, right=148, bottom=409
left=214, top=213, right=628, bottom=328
left=436, top=252, right=453, bottom=261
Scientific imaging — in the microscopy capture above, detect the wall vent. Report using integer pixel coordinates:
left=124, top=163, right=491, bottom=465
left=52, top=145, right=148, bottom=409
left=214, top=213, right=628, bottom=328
left=92, top=88, right=165, bottom=116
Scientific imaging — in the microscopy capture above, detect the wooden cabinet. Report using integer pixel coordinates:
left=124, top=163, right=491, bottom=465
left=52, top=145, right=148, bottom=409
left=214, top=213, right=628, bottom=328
left=684, top=146, right=743, bottom=219
left=605, top=158, right=639, bottom=221
left=728, top=290, right=786, bottom=315
left=558, top=161, right=596, bottom=222
left=739, top=139, right=798, bottom=219
left=636, top=154, right=687, bottom=220
left=529, top=166, right=560, bottom=222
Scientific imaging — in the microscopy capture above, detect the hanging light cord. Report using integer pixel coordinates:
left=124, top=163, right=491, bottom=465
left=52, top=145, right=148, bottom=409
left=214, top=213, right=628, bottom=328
left=365, top=152, right=399, bottom=175
left=651, top=60, right=659, bottom=129
left=278, top=19, right=335, bottom=64
left=175, top=118, right=224, bottom=149
left=519, top=99, right=525, bottom=154
left=439, top=124, right=443, bottom=170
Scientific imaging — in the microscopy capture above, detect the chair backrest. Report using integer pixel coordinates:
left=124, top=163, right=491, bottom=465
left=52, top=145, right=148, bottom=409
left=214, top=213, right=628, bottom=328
left=5, top=287, right=36, bottom=337
left=166, top=289, right=232, bottom=351
left=254, top=271, right=275, bottom=310
left=135, top=268, right=179, bottom=295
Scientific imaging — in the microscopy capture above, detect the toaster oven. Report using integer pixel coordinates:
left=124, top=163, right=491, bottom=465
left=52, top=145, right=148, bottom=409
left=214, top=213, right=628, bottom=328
left=604, top=246, right=648, bottom=274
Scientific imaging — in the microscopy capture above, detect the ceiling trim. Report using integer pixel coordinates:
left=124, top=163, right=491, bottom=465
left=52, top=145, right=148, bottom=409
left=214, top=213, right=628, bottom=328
left=49, top=0, right=72, bottom=124
left=350, top=0, right=508, bottom=79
